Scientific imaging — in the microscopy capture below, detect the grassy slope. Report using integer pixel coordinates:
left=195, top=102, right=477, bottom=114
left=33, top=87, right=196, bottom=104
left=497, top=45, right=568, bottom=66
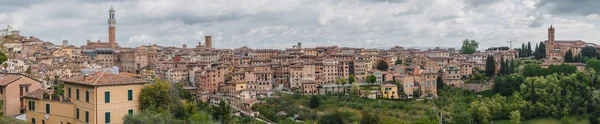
left=255, top=92, right=435, bottom=124
left=0, top=116, right=27, bottom=124
left=494, top=116, right=590, bottom=124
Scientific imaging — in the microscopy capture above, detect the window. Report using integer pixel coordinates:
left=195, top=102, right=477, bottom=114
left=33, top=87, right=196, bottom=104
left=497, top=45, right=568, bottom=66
left=32, top=118, right=36, bottom=124
left=76, top=89, right=79, bottom=100
left=128, top=90, right=133, bottom=101
left=68, top=88, right=71, bottom=97
left=85, top=91, right=89, bottom=102
left=45, top=103, right=50, bottom=113
left=128, top=109, right=134, bottom=115
left=85, top=111, right=89, bottom=123
left=76, top=108, right=79, bottom=119
left=29, top=101, right=36, bottom=111
left=105, top=112, right=111, bottom=123
left=104, top=91, right=110, bottom=103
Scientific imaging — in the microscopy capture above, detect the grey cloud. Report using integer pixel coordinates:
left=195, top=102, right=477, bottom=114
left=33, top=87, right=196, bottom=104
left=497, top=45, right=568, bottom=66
left=0, top=0, right=599, bottom=49
left=538, top=0, right=600, bottom=16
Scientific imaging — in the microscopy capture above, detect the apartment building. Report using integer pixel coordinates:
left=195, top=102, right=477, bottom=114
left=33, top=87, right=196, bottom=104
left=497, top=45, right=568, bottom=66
left=25, top=71, right=147, bottom=124
left=0, top=73, right=43, bottom=116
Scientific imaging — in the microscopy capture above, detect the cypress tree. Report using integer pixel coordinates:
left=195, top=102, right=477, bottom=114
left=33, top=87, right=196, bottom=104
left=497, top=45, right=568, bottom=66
left=485, top=56, right=496, bottom=77
left=527, top=42, right=532, bottom=56
left=565, top=49, right=573, bottom=62
left=509, top=60, right=515, bottom=74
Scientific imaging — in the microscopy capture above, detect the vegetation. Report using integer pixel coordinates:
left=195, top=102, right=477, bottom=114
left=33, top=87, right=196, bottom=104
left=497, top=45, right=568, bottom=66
left=253, top=92, right=435, bottom=123
left=517, top=42, right=533, bottom=58
left=485, top=55, right=496, bottom=77
left=582, top=46, right=597, bottom=59
left=366, top=75, right=377, bottom=85
left=309, top=95, right=320, bottom=108
left=395, top=58, right=403, bottom=65
left=360, top=110, right=380, bottom=124
left=377, top=60, right=389, bottom=71
left=0, top=116, right=27, bottom=124
left=533, top=42, right=546, bottom=59
left=127, top=79, right=228, bottom=124
left=565, top=49, right=575, bottom=62
left=460, top=39, right=479, bottom=54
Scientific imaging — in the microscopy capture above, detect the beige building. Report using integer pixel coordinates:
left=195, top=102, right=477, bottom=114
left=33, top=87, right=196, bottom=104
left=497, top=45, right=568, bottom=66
left=25, top=71, right=147, bottom=124
left=0, top=73, right=43, bottom=116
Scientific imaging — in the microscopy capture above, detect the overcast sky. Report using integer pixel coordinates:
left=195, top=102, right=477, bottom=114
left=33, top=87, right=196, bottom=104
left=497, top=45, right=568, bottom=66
left=1, top=0, right=599, bottom=49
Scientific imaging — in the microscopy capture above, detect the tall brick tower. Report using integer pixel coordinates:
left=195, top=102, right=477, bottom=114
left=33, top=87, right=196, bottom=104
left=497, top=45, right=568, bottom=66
left=546, top=25, right=555, bottom=55
left=205, top=36, right=212, bottom=48
left=108, top=6, right=116, bottom=49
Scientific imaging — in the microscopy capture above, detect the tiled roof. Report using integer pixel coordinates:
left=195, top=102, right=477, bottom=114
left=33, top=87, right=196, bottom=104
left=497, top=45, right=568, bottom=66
left=61, top=71, right=147, bottom=86
left=23, top=89, right=49, bottom=99
left=0, top=74, right=21, bottom=86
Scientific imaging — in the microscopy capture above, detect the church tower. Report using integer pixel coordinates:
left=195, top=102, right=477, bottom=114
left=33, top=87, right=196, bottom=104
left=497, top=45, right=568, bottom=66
left=546, top=25, right=555, bottom=53
left=108, top=6, right=116, bottom=49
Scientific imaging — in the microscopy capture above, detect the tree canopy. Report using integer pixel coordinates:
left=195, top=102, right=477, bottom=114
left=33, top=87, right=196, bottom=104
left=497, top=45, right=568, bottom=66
left=582, top=46, right=597, bottom=58
left=376, top=60, right=389, bottom=71
left=140, top=79, right=172, bottom=112
left=460, top=39, right=479, bottom=54
left=485, top=56, right=496, bottom=77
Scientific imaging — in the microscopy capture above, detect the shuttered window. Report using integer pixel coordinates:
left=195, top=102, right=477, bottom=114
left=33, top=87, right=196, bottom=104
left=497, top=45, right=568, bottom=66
left=104, top=91, right=110, bottom=103
left=128, top=90, right=133, bottom=101
left=105, top=112, right=111, bottom=123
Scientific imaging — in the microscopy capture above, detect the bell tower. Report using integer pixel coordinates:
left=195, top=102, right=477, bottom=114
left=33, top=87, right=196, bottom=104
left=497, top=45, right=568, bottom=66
left=108, top=6, right=116, bottom=49
left=546, top=25, right=555, bottom=53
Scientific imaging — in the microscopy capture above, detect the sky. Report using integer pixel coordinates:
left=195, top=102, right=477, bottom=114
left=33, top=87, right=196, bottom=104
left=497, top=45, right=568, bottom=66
left=1, top=0, right=599, bottom=49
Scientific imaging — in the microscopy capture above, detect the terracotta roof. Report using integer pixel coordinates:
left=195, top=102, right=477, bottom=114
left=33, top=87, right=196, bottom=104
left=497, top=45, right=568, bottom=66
left=381, top=83, right=396, bottom=87
left=0, top=74, right=21, bottom=86
left=61, top=71, right=148, bottom=86
left=23, top=89, right=49, bottom=99
left=119, top=72, right=141, bottom=77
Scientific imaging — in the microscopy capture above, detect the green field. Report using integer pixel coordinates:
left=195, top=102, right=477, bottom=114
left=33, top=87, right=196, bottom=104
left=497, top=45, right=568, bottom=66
left=494, top=116, right=590, bottom=124
left=253, top=92, right=437, bottom=124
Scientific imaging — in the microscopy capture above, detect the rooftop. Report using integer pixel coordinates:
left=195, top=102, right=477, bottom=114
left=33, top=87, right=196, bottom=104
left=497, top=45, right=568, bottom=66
left=61, top=71, right=148, bottom=86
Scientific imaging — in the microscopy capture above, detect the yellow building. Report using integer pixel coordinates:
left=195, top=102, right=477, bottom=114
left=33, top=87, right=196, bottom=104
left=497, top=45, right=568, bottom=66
left=380, top=83, right=399, bottom=99
left=24, top=71, right=148, bottom=124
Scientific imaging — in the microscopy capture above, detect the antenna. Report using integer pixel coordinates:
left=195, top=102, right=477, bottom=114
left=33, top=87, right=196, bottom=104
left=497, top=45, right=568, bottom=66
left=506, top=39, right=520, bottom=49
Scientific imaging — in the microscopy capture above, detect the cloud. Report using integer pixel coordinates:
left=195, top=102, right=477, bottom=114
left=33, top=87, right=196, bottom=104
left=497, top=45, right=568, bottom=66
left=537, top=0, right=600, bottom=16
left=0, top=0, right=599, bottom=50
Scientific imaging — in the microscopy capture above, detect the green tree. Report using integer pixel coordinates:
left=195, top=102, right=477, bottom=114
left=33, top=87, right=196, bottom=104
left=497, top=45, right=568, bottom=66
left=213, top=100, right=232, bottom=124
left=366, top=75, right=377, bottom=85
left=348, top=75, right=355, bottom=85
left=468, top=101, right=491, bottom=124
left=485, top=56, right=496, bottom=77
left=319, top=112, right=345, bottom=124
left=436, top=76, right=444, bottom=91
left=140, top=79, right=172, bottom=113
left=547, top=64, right=577, bottom=75
left=564, top=49, right=574, bottom=62
left=394, top=58, right=402, bottom=65
left=123, top=110, right=185, bottom=124
left=582, top=46, right=597, bottom=58
left=509, top=60, right=515, bottom=74
left=522, top=64, right=548, bottom=77
left=460, top=39, right=479, bottom=54
left=586, top=59, right=600, bottom=72
left=360, top=110, right=380, bottom=124
left=510, top=111, right=522, bottom=124
left=527, top=42, right=532, bottom=57
left=0, top=52, right=6, bottom=66
left=377, top=60, right=389, bottom=71
left=309, top=95, right=320, bottom=108
left=493, top=74, right=524, bottom=96
left=534, top=42, right=546, bottom=59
